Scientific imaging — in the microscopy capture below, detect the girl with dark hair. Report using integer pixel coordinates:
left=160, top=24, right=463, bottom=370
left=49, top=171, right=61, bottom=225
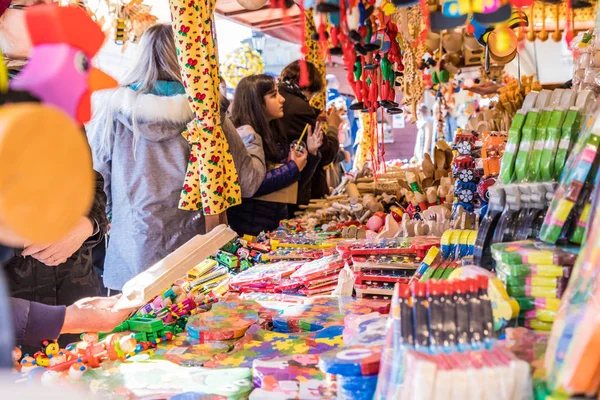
left=279, top=60, right=343, bottom=213
left=227, top=74, right=323, bottom=236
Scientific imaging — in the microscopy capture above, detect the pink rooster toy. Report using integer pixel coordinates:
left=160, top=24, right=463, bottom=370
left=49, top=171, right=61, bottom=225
left=11, top=4, right=117, bottom=124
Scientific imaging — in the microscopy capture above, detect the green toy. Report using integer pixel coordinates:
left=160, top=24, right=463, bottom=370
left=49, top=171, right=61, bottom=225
left=539, top=90, right=576, bottom=181
left=499, top=92, right=538, bottom=184
left=555, top=90, right=595, bottom=179
left=514, top=90, right=551, bottom=183
left=528, top=90, right=563, bottom=182
left=113, top=316, right=165, bottom=333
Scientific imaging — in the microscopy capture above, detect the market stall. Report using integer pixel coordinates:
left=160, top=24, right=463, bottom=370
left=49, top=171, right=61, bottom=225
left=3, top=0, right=600, bottom=399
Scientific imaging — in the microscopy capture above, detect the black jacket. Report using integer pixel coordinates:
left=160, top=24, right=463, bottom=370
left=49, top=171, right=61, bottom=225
left=227, top=138, right=320, bottom=236
left=4, top=171, right=108, bottom=348
left=278, top=82, right=339, bottom=205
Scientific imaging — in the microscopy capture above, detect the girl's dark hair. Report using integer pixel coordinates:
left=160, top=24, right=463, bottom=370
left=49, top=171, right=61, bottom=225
left=280, top=60, right=324, bottom=94
left=231, top=74, right=286, bottom=162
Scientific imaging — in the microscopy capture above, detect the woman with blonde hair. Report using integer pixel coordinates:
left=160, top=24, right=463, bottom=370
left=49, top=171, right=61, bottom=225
left=88, top=23, right=265, bottom=291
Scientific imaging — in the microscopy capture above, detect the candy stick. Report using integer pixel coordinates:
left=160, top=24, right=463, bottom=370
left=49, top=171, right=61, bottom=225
left=295, top=124, right=310, bottom=151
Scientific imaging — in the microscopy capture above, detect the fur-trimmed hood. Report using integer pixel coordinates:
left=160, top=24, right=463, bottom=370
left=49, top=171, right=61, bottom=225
left=90, top=87, right=194, bottom=142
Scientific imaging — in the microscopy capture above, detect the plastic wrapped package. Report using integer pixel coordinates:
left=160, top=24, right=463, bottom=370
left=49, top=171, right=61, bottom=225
left=352, top=254, right=421, bottom=271
left=495, top=262, right=571, bottom=278
left=521, top=309, right=556, bottom=323
left=544, top=178, right=600, bottom=396
left=413, top=247, right=442, bottom=281
left=261, top=247, right=325, bottom=261
left=491, top=240, right=579, bottom=266
left=540, top=97, right=600, bottom=243
left=499, top=273, right=568, bottom=289
left=514, top=297, right=561, bottom=312
left=229, top=261, right=302, bottom=291
left=372, top=280, right=509, bottom=399
left=289, top=255, right=345, bottom=283
left=270, top=235, right=336, bottom=250
left=394, top=347, right=532, bottom=400
left=506, top=284, right=565, bottom=299
left=337, top=236, right=439, bottom=259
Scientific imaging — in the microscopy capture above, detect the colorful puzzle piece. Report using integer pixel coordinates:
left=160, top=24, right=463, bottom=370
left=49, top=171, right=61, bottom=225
left=186, top=308, right=259, bottom=342
left=203, top=325, right=345, bottom=369
left=273, top=297, right=390, bottom=333
left=251, top=354, right=327, bottom=399
left=131, top=333, right=231, bottom=366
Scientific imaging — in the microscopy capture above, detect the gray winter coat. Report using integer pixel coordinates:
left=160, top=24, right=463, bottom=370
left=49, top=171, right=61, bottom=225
left=88, top=87, right=265, bottom=290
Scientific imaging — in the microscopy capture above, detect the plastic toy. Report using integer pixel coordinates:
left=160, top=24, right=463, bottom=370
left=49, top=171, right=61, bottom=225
left=10, top=5, right=117, bottom=124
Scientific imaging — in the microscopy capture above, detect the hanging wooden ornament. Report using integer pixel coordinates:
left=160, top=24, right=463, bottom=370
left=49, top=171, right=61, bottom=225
left=114, top=11, right=126, bottom=45
left=488, top=26, right=518, bottom=64
left=526, top=5, right=535, bottom=41
left=551, top=4, right=562, bottom=42
left=538, top=3, right=549, bottom=41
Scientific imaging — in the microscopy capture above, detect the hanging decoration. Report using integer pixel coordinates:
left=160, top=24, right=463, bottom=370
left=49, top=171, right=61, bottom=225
left=353, top=112, right=375, bottom=171
left=63, top=0, right=157, bottom=52
left=305, top=8, right=328, bottom=112
left=396, top=5, right=425, bottom=122
left=221, top=43, right=264, bottom=89
left=169, top=0, right=242, bottom=216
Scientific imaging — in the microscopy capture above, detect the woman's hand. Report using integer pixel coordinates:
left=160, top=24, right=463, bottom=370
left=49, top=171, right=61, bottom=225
left=61, top=296, right=138, bottom=334
left=290, top=148, right=308, bottom=171
left=22, top=216, right=94, bottom=266
left=307, top=123, right=323, bottom=156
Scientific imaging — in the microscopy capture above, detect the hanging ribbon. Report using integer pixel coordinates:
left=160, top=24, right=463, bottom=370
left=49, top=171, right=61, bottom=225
left=169, top=0, right=241, bottom=216
left=354, top=112, right=373, bottom=171
left=304, top=7, right=327, bottom=112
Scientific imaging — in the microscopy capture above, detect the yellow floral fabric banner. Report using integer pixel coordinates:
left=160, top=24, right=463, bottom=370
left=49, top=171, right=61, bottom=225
left=305, top=8, right=327, bottom=112
left=169, top=0, right=241, bottom=215
left=354, top=112, right=374, bottom=171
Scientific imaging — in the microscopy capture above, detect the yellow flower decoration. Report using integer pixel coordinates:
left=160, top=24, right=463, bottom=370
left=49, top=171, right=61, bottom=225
left=221, top=43, right=264, bottom=89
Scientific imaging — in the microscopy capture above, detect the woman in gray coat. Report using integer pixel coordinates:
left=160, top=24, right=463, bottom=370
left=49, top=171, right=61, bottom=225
left=87, top=23, right=265, bottom=291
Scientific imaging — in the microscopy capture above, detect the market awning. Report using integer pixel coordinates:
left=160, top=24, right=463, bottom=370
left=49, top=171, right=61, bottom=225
left=215, top=0, right=302, bottom=43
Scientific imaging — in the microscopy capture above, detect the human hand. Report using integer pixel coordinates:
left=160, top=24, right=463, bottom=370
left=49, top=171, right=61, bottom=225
left=22, top=217, right=94, bottom=266
left=61, top=296, right=138, bottom=334
left=290, top=148, right=308, bottom=171
left=306, top=123, right=323, bottom=156
left=464, top=82, right=500, bottom=96
left=327, top=107, right=343, bottom=130
left=344, top=150, right=351, bottom=163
